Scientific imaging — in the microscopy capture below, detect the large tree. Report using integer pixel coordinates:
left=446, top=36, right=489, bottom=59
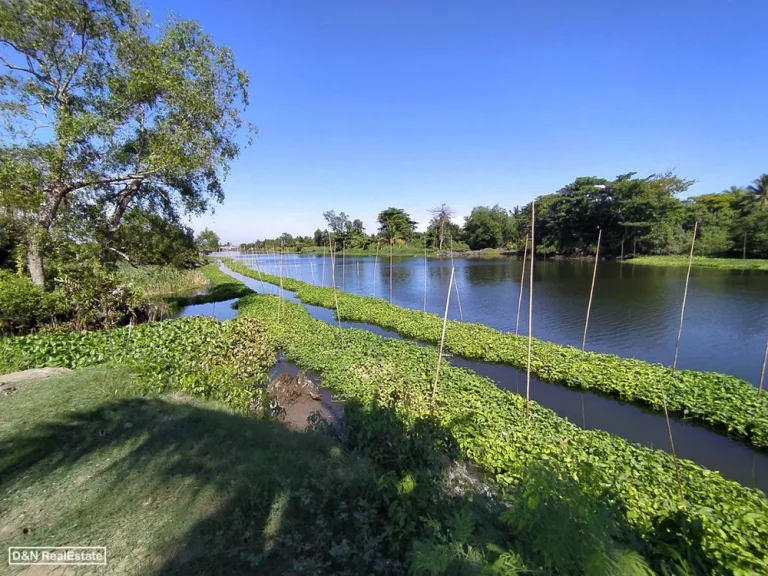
left=746, top=174, right=768, bottom=212
left=196, top=228, right=220, bottom=254
left=377, top=207, right=416, bottom=245
left=0, top=0, right=251, bottom=285
left=428, top=203, right=456, bottom=251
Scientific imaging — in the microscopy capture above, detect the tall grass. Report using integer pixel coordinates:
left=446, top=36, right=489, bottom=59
left=119, top=264, right=209, bottom=298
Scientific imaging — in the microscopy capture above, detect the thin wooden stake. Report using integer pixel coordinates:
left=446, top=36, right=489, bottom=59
left=328, top=232, right=343, bottom=336
left=342, top=241, right=346, bottom=291
left=373, top=241, right=379, bottom=297
left=759, top=340, right=768, bottom=393
left=449, top=235, right=463, bottom=320
left=515, top=235, right=528, bottom=336
left=633, top=236, right=637, bottom=257
left=673, top=222, right=698, bottom=371
left=743, top=232, right=748, bottom=260
left=252, top=253, right=266, bottom=292
left=357, top=261, right=361, bottom=293
left=309, top=259, right=316, bottom=285
left=322, top=246, right=326, bottom=286
left=389, top=242, right=393, bottom=304
left=526, top=202, right=535, bottom=418
left=432, top=266, right=455, bottom=400
left=664, top=221, right=698, bottom=505
left=582, top=228, right=602, bottom=352
left=423, top=240, right=428, bottom=312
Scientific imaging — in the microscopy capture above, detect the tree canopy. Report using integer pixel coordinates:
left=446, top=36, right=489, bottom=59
left=0, top=0, right=251, bottom=285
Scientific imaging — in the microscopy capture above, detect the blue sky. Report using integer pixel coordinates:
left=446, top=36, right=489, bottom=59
left=143, top=0, right=768, bottom=243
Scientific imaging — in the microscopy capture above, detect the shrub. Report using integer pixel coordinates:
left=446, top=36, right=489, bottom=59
left=0, top=270, right=63, bottom=335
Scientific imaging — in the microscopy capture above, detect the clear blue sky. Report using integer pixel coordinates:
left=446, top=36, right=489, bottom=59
left=143, top=0, right=768, bottom=244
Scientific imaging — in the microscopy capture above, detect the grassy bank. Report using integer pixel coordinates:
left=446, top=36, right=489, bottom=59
left=119, top=263, right=210, bottom=297
left=1, top=367, right=525, bottom=574
left=235, top=291, right=768, bottom=573
left=626, top=255, right=768, bottom=271
left=223, top=259, right=768, bottom=450
left=165, top=262, right=254, bottom=309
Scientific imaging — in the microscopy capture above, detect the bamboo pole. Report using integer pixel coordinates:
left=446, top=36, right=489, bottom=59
left=449, top=235, right=463, bottom=321
left=526, top=203, right=535, bottom=418
left=633, top=236, right=637, bottom=257
left=389, top=242, right=393, bottom=304
left=432, top=266, right=455, bottom=399
left=309, top=259, right=316, bottom=285
left=620, top=233, right=625, bottom=261
left=322, top=245, right=326, bottom=286
left=252, top=252, right=266, bottom=292
left=759, top=340, right=768, bottom=393
left=582, top=228, right=602, bottom=352
left=664, top=221, right=698, bottom=504
left=743, top=232, right=748, bottom=260
left=279, top=243, right=284, bottom=300
left=672, top=222, right=698, bottom=371
left=328, top=233, right=343, bottom=336
left=423, top=240, right=428, bottom=312
left=373, top=241, right=379, bottom=297
left=515, top=235, right=528, bottom=336
left=342, top=241, right=346, bottom=291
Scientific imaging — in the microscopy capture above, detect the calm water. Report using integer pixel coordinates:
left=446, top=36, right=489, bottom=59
left=179, top=263, right=768, bottom=492
left=234, top=253, right=768, bottom=385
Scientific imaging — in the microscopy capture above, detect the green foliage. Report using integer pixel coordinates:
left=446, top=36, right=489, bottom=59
left=196, top=228, right=220, bottom=254
left=0, top=315, right=274, bottom=410
left=0, top=0, right=251, bottom=285
left=233, top=291, right=768, bottom=574
left=628, top=255, right=768, bottom=271
left=225, top=259, right=768, bottom=450
left=111, top=207, right=201, bottom=267
left=463, top=205, right=514, bottom=250
left=0, top=270, right=63, bottom=334
left=378, top=207, right=417, bottom=244
left=164, top=262, right=253, bottom=308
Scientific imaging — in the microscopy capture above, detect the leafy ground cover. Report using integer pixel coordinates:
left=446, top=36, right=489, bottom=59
left=164, top=262, right=254, bottom=309
left=223, top=259, right=768, bottom=450
left=235, top=292, right=768, bottom=574
left=0, top=315, right=272, bottom=410
left=626, top=255, right=768, bottom=271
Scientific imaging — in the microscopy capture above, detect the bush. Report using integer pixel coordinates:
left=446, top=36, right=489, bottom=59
left=0, top=271, right=62, bottom=335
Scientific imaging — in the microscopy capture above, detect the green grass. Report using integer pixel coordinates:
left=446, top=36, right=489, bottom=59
left=0, top=367, right=405, bottom=574
left=165, top=263, right=253, bottom=309
left=118, top=263, right=210, bottom=298
left=626, top=255, right=768, bottom=271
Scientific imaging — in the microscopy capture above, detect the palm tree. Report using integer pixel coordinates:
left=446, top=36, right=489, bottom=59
left=747, top=174, right=768, bottom=212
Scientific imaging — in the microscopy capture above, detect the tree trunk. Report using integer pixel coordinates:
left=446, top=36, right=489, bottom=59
left=27, top=238, right=45, bottom=287
left=101, top=181, right=142, bottom=264
left=26, top=187, right=68, bottom=287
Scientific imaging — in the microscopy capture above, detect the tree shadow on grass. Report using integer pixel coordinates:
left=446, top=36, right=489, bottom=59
left=0, top=393, right=708, bottom=575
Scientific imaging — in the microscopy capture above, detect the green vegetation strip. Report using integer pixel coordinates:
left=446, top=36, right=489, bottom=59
left=223, top=259, right=768, bottom=449
left=626, top=255, right=768, bottom=271
left=0, top=315, right=273, bottom=410
left=165, top=262, right=254, bottom=308
left=234, top=292, right=768, bottom=573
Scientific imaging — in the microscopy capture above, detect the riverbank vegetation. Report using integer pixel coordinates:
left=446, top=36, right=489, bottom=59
left=234, top=291, right=768, bottom=574
left=224, top=259, right=768, bottom=449
left=236, top=172, right=768, bottom=261
left=627, top=255, right=768, bottom=271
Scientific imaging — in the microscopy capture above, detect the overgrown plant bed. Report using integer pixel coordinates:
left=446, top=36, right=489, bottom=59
left=165, top=262, right=254, bottom=309
left=223, top=259, right=768, bottom=450
left=234, top=292, right=768, bottom=574
left=626, top=255, right=768, bottom=271
left=0, top=315, right=274, bottom=410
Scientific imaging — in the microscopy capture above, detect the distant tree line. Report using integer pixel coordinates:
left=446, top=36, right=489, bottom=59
left=239, top=172, right=768, bottom=258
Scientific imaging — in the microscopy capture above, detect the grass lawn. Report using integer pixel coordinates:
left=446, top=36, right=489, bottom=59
left=0, top=366, right=518, bottom=575
left=0, top=367, right=385, bottom=574
left=626, top=255, right=768, bottom=271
